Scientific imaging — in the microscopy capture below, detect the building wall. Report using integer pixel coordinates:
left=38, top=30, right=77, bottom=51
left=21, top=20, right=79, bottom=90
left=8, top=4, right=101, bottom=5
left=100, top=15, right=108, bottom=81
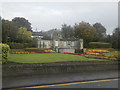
left=37, top=39, right=83, bottom=53
left=58, top=48, right=75, bottom=53
left=40, top=40, right=52, bottom=48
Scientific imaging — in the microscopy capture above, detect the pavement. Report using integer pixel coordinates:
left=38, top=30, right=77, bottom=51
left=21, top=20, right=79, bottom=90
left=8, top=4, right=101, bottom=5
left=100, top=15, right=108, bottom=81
left=2, top=70, right=119, bottom=89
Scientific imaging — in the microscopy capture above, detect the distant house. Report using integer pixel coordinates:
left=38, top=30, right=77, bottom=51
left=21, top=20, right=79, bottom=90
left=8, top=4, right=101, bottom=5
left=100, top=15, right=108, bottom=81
left=31, top=31, right=84, bottom=53
left=31, top=32, right=43, bottom=48
left=31, top=32, right=43, bottom=38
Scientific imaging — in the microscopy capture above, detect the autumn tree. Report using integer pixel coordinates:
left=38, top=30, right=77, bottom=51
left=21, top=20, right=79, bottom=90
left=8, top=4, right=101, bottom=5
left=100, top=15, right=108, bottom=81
left=17, top=27, right=32, bottom=43
left=74, top=21, right=99, bottom=47
left=93, top=23, right=106, bottom=41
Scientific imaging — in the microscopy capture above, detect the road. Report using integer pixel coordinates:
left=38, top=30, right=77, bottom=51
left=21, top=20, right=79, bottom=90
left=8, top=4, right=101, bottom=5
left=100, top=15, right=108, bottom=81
left=2, top=70, right=119, bottom=89
left=44, top=78, right=119, bottom=88
left=3, top=78, right=119, bottom=90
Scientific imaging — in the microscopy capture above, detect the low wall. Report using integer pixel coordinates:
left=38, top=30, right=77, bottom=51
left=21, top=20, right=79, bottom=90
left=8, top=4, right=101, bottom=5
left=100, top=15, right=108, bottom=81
left=58, top=48, right=75, bottom=53
left=2, top=61, right=119, bottom=77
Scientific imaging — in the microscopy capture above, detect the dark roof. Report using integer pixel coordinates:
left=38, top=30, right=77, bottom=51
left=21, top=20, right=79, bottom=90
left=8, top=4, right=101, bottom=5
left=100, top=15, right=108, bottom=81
left=32, top=32, right=43, bottom=36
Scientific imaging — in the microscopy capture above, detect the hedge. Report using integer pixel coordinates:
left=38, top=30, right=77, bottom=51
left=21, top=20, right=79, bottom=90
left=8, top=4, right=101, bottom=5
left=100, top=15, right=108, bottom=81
left=24, top=48, right=44, bottom=52
left=10, top=49, right=26, bottom=54
left=89, top=42, right=112, bottom=48
left=0, top=43, right=10, bottom=63
left=8, top=42, right=31, bottom=49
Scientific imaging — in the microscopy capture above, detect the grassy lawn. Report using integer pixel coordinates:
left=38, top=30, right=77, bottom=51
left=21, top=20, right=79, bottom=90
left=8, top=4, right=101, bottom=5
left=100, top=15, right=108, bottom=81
left=8, top=53, right=109, bottom=63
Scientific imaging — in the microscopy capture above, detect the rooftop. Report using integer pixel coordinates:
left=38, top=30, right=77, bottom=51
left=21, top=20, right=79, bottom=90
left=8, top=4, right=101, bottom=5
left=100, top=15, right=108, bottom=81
left=32, top=32, right=43, bottom=36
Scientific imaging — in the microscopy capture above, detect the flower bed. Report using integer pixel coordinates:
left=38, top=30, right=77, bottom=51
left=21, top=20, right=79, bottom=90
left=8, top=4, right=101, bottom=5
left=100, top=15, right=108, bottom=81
left=12, top=51, right=35, bottom=54
left=44, top=50, right=56, bottom=53
left=86, top=49, right=109, bottom=53
left=64, top=52, right=83, bottom=55
left=10, top=49, right=56, bottom=54
left=34, top=52, right=51, bottom=53
left=84, top=52, right=104, bottom=56
left=84, top=48, right=119, bottom=60
left=104, top=54, right=117, bottom=58
left=84, top=55, right=117, bottom=60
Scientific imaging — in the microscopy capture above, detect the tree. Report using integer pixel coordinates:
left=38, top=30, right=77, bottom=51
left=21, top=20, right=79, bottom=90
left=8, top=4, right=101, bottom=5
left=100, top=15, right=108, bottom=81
left=105, top=34, right=112, bottom=43
left=111, top=28, right=120, bottom=49
left=74, top=21, right=99, bottom=47
left=12, top=17, right=32, bottom=32
left=17, top=27, right=32, bottom=43
left=61, top=24, right=75, bottom=40
left=2, top=19, right=11, bottom=43
left=52, top=29, right=62, bottom=40
left=2, top=19, right=17, bottom=43
left=93, top=23, right=106, bottom=41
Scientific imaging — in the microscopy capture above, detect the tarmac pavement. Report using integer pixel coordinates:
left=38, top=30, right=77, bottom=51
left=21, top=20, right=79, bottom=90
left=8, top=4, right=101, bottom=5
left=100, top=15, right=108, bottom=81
left=2, top=70, right=119, bottom=89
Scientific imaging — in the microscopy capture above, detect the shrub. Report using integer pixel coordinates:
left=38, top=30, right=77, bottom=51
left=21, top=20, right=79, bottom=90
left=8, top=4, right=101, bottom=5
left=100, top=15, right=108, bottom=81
left=0, top=43, right=10, bottom=63
left=8, top=42, right=31, bottom=49
left=10, top=49, right=25, bottom=54
left=10, top=49, right=36, bottom=54
left=24, top=48, right=44, bottom=52
left=89, top=42, right=112, bottom=48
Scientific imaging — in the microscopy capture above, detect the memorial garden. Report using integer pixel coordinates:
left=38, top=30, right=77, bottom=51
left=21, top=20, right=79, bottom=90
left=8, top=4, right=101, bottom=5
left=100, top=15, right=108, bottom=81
left=1, top=43, right=119, bottom=64
left=0, top=17, right=120, bottom=64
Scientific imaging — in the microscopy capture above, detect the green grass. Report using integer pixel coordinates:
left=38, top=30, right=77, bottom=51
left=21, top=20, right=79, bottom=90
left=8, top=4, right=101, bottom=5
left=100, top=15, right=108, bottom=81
left=8, top=53, right=109, bottom=63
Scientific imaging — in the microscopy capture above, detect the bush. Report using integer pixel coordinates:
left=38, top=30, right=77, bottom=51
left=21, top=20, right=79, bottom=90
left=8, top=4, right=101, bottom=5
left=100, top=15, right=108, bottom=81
left=89, top=42, right=112, bottom=48
left=0, top=43, right=10, bottom=63
left=8, top=42, right=31, bottom=49
left=24, top=48, right=44, bottom=52
left=10, top=49, right=25, bottom=54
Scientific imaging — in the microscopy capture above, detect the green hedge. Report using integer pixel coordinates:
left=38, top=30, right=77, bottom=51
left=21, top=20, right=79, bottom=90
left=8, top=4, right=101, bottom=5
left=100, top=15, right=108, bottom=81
left=0, top=43, right=10, bottom=63
left=8, top=42, right=31, bottom=49
left=89, top=42, right=112, bottom=48
left=24, top=48, right=44, bottom=52
left=10, top=49, right=26, bottom=54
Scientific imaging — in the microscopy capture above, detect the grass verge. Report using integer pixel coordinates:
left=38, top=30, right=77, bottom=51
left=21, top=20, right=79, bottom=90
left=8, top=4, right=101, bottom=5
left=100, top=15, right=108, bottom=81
left=8, top=53, right=109, bottom=63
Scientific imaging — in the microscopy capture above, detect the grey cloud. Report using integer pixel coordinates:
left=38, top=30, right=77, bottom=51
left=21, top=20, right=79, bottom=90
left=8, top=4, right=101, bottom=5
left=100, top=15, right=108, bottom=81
left=1, top=2, right=118, bottom=34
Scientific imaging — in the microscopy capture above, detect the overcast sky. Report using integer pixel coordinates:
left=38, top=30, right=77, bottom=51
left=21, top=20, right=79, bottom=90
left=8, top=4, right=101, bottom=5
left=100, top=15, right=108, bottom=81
left=1, top=2, right=118, bottom=34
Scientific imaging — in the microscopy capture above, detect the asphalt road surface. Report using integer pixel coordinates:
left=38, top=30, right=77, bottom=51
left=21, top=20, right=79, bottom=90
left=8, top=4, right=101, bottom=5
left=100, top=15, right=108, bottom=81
left=2, top=70, right=119, bottom=89
left=3, top=78, right=119, bottom=90
left=43, top=78, right=119, bottom=88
